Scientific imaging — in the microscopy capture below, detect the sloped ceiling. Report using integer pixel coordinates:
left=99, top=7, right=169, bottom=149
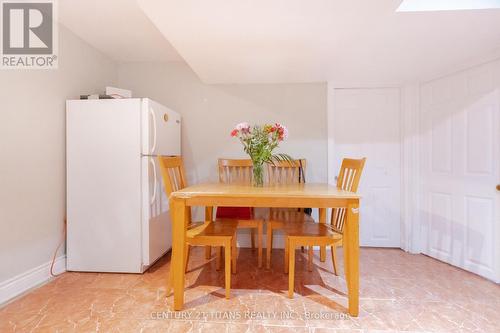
left=59, top=0, right=182, bottom=63
left=59, top=0, right=500, bottom=85
left=137, top=0, right=500, bottom=84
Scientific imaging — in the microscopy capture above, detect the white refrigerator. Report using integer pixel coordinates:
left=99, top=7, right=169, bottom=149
left=66, top=98, right=181, bottom=273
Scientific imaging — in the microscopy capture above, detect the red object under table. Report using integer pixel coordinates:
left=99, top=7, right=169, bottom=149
left=216, top=207, right=252, bottom=220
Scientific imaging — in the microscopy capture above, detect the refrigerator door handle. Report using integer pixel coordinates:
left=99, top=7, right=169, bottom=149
left=149, top=107, right=157, bottom=154
left=149, top=157, right=157, bottom=205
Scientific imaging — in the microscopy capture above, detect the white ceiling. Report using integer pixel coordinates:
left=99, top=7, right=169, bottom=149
left=136, top=0, right=500, bottom=85
left=59, top=0, right=500, bottom=85
left=59, top=0, right=181, bottom=63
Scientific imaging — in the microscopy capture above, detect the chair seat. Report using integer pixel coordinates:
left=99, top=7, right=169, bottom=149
left=186, top=222, right=207, bottom=238
left=283, top=221, right=342, bottom=239
left=188, top=220, right=238, bottom=238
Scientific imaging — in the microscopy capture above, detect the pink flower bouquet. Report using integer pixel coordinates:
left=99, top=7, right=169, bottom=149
left=231, top=122, right=292, bottom=186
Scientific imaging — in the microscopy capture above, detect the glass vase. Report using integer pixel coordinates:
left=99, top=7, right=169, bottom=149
left=252, top=160, right=264, bottom=187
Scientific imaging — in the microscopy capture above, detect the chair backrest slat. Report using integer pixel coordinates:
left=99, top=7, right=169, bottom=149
left=336, top=158, right=365, bottom=192
left=158, top=156, right=187, bottom=195
left=158, top=155, right=193, bottom=222
left=267, top=159, right=306, bottom=185
left=331, top=157, right=366, bottom=233
left=218, top=159, right=253, bottom=185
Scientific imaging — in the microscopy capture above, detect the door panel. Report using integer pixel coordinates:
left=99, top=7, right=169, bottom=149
left=431, top=111, right=452, bottom=173
left=420, top=61, right=499, bottom=282
left=465, top=196, right=494, bottom=270
left=465, top=104, right=494, bottom=174
left=428, top=192, right=453, bottom=261
left=329, top=88, right=401, bottom=247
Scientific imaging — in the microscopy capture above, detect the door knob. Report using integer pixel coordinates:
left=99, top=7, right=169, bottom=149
left=497, top=184, right=500, bottom=191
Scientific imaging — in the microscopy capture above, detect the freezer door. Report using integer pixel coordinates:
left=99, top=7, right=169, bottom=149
left=141, top=155, right=172, bottom=267
left=141, top=99, right=181, bottom=156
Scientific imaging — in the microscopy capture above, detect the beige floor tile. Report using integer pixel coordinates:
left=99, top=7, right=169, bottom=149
left=1, top=247, right=499, bottom=333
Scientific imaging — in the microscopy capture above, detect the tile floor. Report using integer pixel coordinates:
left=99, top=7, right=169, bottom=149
left=1, top=247, right=499, bottom=332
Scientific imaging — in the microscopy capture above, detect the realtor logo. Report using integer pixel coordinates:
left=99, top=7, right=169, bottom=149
left=1, top=0, right=58, bottom=69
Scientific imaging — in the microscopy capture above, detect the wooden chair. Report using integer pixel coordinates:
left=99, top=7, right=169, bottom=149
left=284, top=157, right=366, bottom=298
left=266, top=159, right=313, bottom=269
left=159, top=156, right=238, bottom=299
left=216, top=159, right=264, bottom=268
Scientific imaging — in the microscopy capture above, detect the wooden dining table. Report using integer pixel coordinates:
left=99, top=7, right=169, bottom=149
left=169, top=182, right=361, bottom=316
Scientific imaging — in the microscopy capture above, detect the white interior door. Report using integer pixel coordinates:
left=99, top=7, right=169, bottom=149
left=420, top=62, right=500, bottom=282
left=328, top=87, right=401, bottom=247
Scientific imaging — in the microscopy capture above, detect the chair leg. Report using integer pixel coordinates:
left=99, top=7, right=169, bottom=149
left=205, top=246, right=211, bottom=259
left=308, top=246, right=313, bottom=272
left=251, top=228, right=255, bottom=250
left=216, top=246, right=222, bottom=271
left=288, top=239, right=296, bottom=298
left=284, top=236, right=289, bottom=274
left=266, top=222, right=273, bottom=269
left=331, top=245, right=339, bottom=276
left=224, top=241, right=231, bottom=299
left=184, top=244, right=190, bottom=273
left=231, top=235, right=237, bottom=274
left=166, top=264, right=173, bottom=297
left=257, top=222, right=263, bottom=268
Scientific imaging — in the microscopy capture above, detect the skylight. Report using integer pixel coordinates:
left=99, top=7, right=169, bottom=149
left=397, top=0, right=500, bottom=12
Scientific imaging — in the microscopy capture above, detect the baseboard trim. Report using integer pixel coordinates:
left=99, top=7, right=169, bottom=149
left=0, top=255, right=66, bottom=306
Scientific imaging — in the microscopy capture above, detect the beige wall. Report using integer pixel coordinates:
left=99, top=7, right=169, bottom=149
left=0, top=53, right=326, bottom=284
left=0, top=26, right=117, bottom=283
left=117, top=62, right=327, bottom=185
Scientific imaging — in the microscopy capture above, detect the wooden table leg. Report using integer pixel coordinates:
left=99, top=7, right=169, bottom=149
left=171, top=198, right=188, bottom=311
left=284, top=236, right=289, bottom=274
left=204, top=206, right=213, bottom=259
left=288, top=238, right=296, bottom=298
left=343, top=200, right=359, bottom=317
left=225, top=239, right=231, bottom=299
left=319, top=208, right=327, bottom=262
left=257, top=221, right=263, bottom=268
